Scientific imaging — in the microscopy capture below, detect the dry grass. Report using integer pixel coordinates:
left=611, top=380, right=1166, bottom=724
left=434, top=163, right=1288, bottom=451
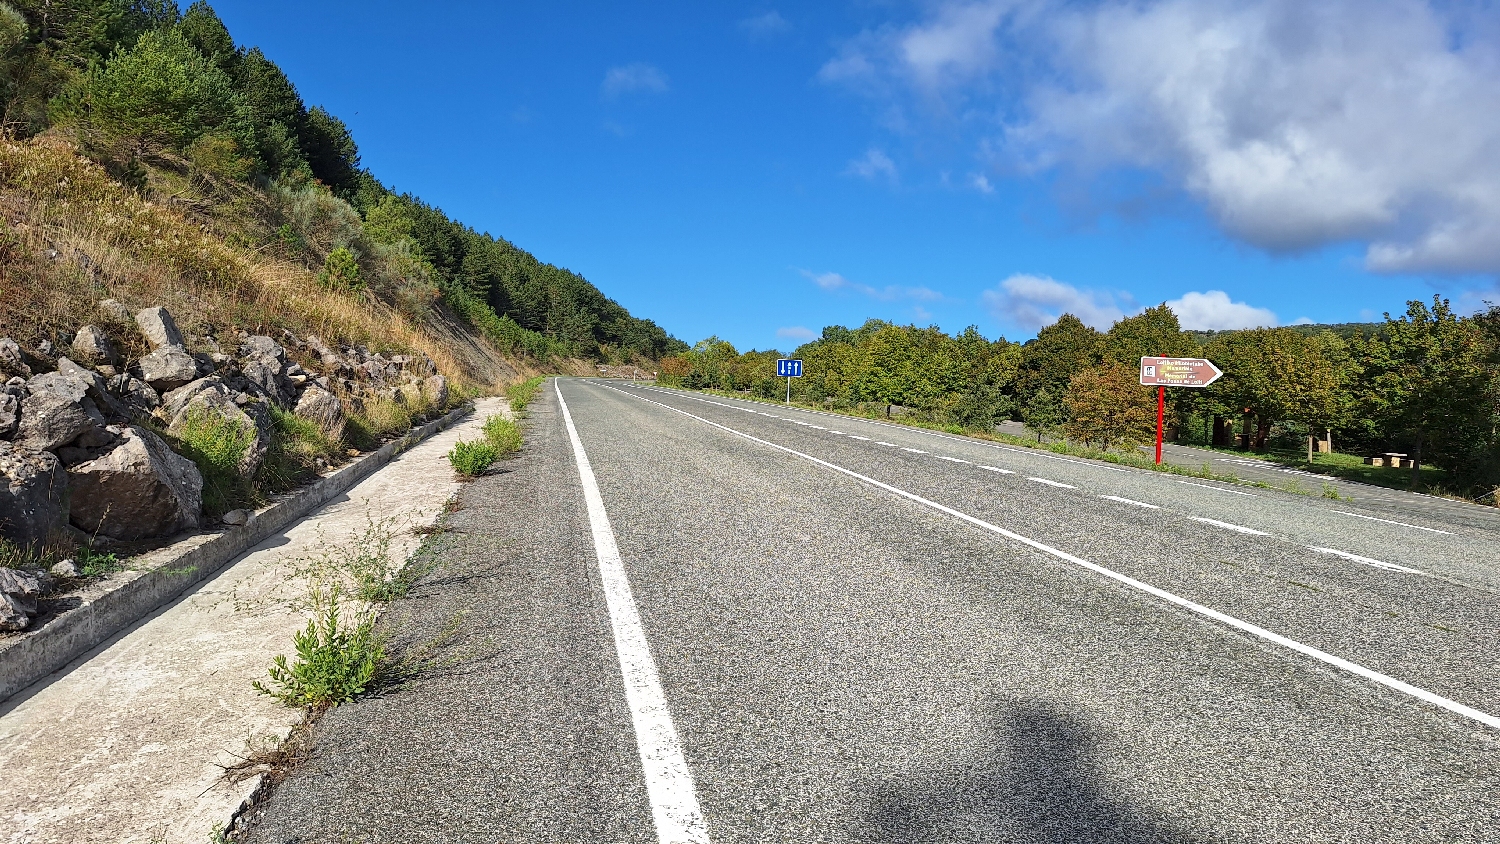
left=0, top=136, right=539, bottom=392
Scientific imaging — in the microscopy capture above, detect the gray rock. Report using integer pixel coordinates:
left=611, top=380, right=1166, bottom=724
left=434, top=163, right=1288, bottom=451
left=98, top=299, right=132, bottom=324
left=293, top=385, right=346, bottom=442
left=164, top=378, right=270, bottom=476
left=139, top=345, right=198, bottom=391
left=240, top=336, right=292, bottom=407
left=0, top=338, right=29, bottom=378
left=0, top=442, right=68, bottom=553
left=107, top=373, right=160, bottom=415
left=71, top=325, right=119, bottom=366
left=221, top=508, right=249, bottom=526
left=54, top=358, right=130, bottom=420
left=50, top=558, right=80, bottom=578
left=26, top=370, right=88, bottom=405
left=35, top=339, right=54, bottom=358
left=0, top=567, right=52, bottom=632
left=424, top=374, right=450, bottom=409
left=0, top=394, right=16, bottom=438
left=68, top=425, right=202, bottom=541
left=4, top=376, right=26, bottom=394
left=135, top=306, right=184, bottom=350
left=14, top=390, right=100, bottom=452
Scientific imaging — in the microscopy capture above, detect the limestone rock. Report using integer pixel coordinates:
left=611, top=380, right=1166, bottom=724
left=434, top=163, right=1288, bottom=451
left=68, top=425, right=202, bottom=541
left=164, top=377, right=270, bottom=476
left=0, top=394, right=16, bottom=439
left=293, top=385, right=345, bottom=442
left=135, top=306, right=184, bottom=350
left=0, top=442, right=68, bottom=553
left=221, top=509, right=249, bottom=526
left=51, top=358, right=130, bottom=421
left=98, top=299, right=132, bottom=324
left=50, top=558, right=80, bottom=578
left=0, top=567, right=52, bottom=632
left=139, top=345, right=198, bottom=391
left=424, top=374, right=449, bottom=409
left=71, top=325, right=119, bottom=366
left=0, top=338, right=29, bottom=378
left=14, top=390, right=100, bottom=452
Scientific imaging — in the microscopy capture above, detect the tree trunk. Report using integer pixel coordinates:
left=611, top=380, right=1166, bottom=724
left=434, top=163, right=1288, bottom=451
left=1212, top=415, right=1228, bottom=447
left=1254, top=419, right=1271, bottom=451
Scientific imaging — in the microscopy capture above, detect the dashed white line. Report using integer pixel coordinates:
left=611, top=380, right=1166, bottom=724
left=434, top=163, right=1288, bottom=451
left=901, top=447, right=927, bottom=454
left=935, top=456, right=971, bottom=463
left=1177, top=480, right=1258, bottom=497
left=1028, top=477, right=1076, bottom=489
left=828, top=431, right=845, bottom=435
left=598, top=381, right=1500, bottom=733
left=556, top=382, right=710, bottom=843
left=1101, top=495, right=1160, bottom=509
left=980, top=466, right=1015, bottom=474
left=1191, top=517, right=1270, bottom=536
left=1308, top=547, right=1426, bottom=575
left=1330, top=511, right=1452, bottom=535
left=848, top=436, right=871, bottom=441
left=876, top=442, right=897, bottom=447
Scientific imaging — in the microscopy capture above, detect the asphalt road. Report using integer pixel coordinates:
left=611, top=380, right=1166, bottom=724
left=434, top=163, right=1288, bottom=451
left=240, top=378, right=1500, bottom=843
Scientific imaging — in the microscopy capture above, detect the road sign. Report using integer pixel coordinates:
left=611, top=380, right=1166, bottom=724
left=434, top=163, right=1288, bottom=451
left=1139, top=356, right=1223, bottom=388
left=777, top=358, right=803, bottom=378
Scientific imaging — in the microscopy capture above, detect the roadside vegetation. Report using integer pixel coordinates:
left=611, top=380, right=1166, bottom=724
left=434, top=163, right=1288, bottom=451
left=447, top=405, right=527, bottom=479
left=506, top=376, right=545, bottom=414
left=662, top=301, right=1500, bottom=503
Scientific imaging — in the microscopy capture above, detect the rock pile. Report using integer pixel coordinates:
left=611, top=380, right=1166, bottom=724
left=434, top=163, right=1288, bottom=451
left=0, top=303, right=450, bottom=631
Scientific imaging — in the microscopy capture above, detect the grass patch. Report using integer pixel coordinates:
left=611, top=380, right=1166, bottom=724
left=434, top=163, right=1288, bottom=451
left=256, top=406, right=344, bottom=494
left=1171, top=442, right=1453, bottom=495
left=447, top=439, right=499, bottom=479
left=347, top=394, right=413, bottom=445
left=78, top=547, right=124, bottom=577
left=253, top=585, right=382, bottom=710
left=506, top=376, right=545, bottom=414
left=481, top=414, right=523, bottom=454
left=166, top=407, right=255, bottom=518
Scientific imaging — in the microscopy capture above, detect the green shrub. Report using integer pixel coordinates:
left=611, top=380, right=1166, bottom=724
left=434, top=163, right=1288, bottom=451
left=318, top=246, right=363, bottom=290
left=354, top=395, right=412, bottom=440
left=481, top=415, right=522, bottom=455
left=256, top=406, right=342, bottom=494
left=506, top=377, right=545, bottom=413
left=253, top=587, right=381, bottom=710
left=447, top=439, right=499, bottom=478
left=172, top=407, right=255, bottom=518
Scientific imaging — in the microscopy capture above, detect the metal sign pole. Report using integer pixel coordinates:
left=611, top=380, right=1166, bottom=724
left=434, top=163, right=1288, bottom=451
left=786, top=375, right=790, bottom=404
left=1156, top=385, right=1165, bottom=465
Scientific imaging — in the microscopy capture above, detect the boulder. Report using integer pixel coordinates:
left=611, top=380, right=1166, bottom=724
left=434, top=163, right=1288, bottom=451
left=293, top=385, right=345, bottom=442
left=68, top=425, right=202, bottom=541
left=106, top=373, right=160, bottom=415
left=135, top=306, right=184, bottom=350
left=424, top=374, right=449, bottom=409
left=0, top=442, right=68, bottom=553
left=239, top=335, right=292, bottom=407
left=0, top=567, right=52, bottom=632
left=98, top=298, right=132, bottom=324
left=0, top=338, right=29, bottom=379
left=139, top=345, right=198, bottom=391
left=14, top=390, right=101, bottom=452
left=165, top=378, right=270, bottom=476
left=71, top=325, right=119, bottom=366
left=0, top=394, right=16, bottom=438
left=51, top=358, right=130, bottom=420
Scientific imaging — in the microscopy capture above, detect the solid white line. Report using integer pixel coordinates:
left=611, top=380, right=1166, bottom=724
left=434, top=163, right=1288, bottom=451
left=555, top=381, right=711, bottom=843
left=1330, top=511, right=1453, bottom=535
left=1028, top=477, right=1076, bottom=489
left=1191, top=517, right=1270, bottom=536
left=980, top=466, right=1015, bottom=474
left=1178, top=480, right=1258, bottom=497
left=592, top=380, right=1500, bottom=734
left=1308, top=547, right=1426, bottom=575
left=1101, top=495, right=1160, bottom=509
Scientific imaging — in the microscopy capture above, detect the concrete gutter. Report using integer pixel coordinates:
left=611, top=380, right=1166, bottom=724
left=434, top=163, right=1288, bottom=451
left=0, top=402, right=474, bottom=704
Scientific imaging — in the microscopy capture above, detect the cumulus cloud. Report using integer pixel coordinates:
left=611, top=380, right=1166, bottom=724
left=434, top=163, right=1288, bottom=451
left=846, top=148, right=898, bottom=182
left=602, top=63, right=669, bottom=97
left=822, top=0, right=1500, bottom=275
left=969, top=172, right=995, bottom=194
left=799, top=269, right=941, bottom=301
left=981, top=274, right=1130, bottom=331
left=776, top=325, right=818, bottom=341
left=1164, top=290, right=1279, bottom=330
left=740, top=10, right=791, bottom=37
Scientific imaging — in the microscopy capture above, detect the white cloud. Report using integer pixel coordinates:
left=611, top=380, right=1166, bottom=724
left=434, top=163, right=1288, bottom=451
left=969, top=172, right=995, bottom=194
left=1164, top=290, right=1279, bottom=330
left=1290, top=316, right=1315, bottom=326
left=982, top=274, right=1130, bottom=331
left=776, top=326, right=817, bottom=341
left=602, top=63, right=669, bottom=98
left=740, top=10, right=791, bottom=37
left=799, top=269, right=941, bottom=301
left=822, top=0, right=1500, bottom=275
left=846, top=148, right=898, bottom=182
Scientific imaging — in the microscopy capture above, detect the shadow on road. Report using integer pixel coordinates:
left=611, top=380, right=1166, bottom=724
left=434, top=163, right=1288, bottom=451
left=861, top=701, right=1187, bottom=843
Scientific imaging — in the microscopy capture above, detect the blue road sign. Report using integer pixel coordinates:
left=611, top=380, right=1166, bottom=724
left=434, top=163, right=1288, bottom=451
left=777, top=358, right=803, bottom=377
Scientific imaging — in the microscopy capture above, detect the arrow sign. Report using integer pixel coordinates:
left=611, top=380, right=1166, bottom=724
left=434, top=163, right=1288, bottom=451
left=1139, top=356, right=1223, bottom=388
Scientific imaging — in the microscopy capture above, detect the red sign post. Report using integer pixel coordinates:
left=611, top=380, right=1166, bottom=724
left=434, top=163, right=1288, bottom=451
left=1139, top=357, right=1224, bottom=464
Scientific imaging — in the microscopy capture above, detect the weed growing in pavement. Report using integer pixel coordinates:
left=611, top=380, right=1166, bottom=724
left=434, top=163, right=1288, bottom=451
left=297, top=512, right=437, bottom=604
left=1322, top=483, right=1345, bottom=500
left=447, top=439, right=499, bottom=478
left=217, top=719, right=314, bottom=792
left=253, top=585, right=382, bottom=709
left=481, top=414, right=522, bottom=455
left=78, top=547, right=124, bottom=577
left=506, top=376, right=545, bottom=414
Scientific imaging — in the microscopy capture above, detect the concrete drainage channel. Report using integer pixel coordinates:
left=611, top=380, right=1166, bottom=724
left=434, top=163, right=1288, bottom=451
left=0, top=401, right=474, bottom=704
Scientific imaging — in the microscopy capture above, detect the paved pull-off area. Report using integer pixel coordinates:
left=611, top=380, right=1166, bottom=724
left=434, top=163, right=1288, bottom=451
left=0, top=399, right=505, bottom=844
left=233, top=379, right=1499, bottom=841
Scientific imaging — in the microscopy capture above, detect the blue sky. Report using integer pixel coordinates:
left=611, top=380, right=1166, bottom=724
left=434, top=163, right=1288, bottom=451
left=212, top=1, right=1500, bottom=350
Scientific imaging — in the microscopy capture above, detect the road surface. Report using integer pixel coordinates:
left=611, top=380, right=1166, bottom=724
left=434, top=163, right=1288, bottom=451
left=239, top=378, right=1500, bottom=843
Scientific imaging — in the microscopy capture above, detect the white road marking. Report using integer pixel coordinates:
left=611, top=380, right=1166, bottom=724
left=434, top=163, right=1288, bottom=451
left=1028, top=477, right=1076, bottom=489
left=935, top=456, right=971, bottom=464
left=1191, top=517, right=1270, bottom=536
left=808, top=425, right=827, bottom=430
left=980, top=466, right=1015, bottom=474
left=876, top=442, right=897, bottom=447
left=829, top=431, right=845, bottom=435
left=1101, top=495, right=1160, bottom=509
left=901, top=448, right=928, bottom=454
left=1330, top=511, right=1453, bottom=535
left=1308, top=547, right=1426, bottom=575
left=848, top=435, right=871, bottom=441
left=555, top=382, right=711, bottom=843
left=1177, top=480, right=1258, bottom=497
left=600, top=382, right=1500, bottom=732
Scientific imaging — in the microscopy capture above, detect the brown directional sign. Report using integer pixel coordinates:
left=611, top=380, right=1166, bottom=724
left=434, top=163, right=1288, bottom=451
left=1139, top=356, right=1223, bottom=388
